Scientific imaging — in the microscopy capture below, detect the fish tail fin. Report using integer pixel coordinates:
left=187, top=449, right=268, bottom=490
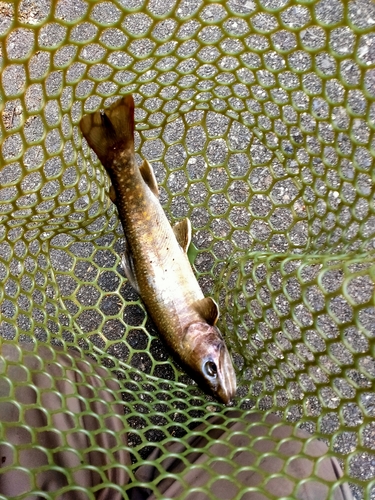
left=80, top=95, right=134, bottom=166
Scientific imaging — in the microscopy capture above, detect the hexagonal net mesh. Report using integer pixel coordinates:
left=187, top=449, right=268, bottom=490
left=0, top=0, right=374, bottom=498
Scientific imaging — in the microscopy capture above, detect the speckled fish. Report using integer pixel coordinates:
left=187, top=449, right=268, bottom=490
left=80, top=95, right=236, bottom=404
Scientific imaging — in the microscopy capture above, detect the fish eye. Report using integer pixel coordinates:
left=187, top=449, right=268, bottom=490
left=204, top=361, right=217, bottom=378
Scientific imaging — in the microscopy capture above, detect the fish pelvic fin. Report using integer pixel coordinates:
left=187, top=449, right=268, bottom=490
left=80, top=95, right=135, bottom=167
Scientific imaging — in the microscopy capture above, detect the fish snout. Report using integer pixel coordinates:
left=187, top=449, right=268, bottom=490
left=216, top=346, right=237, bottom=404
left=184, top=322, right=237, bottom=404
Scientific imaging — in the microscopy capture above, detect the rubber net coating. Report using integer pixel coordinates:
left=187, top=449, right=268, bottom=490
left=0, top=0, right=374, bottom=498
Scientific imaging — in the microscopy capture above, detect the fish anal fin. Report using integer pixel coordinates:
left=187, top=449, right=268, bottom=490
left=139, top=159, right=159, bottom=198
left=173, top=218, right=191, bottom=253
left=193, top=297, right=219, bottom=326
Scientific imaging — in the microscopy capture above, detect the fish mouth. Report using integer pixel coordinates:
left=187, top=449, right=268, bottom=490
left=216, top=345, right=237, bottom=405
left=183, top=322, right=237, bottom=404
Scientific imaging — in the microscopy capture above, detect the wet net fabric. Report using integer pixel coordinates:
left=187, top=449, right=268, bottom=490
left=0, top=0, right=375, bottom=498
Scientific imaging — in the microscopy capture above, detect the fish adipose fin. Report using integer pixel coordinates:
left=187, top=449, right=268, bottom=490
left=80, top=95, right=135, bottom=166
left=173, top=218, right=191, bottom=253
left=139, top=159, right=159, bottom=198
left=193, top=297, right=219, bottom=326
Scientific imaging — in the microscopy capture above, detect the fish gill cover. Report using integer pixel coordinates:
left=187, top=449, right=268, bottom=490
left=0, top=0, right=375, bottom=498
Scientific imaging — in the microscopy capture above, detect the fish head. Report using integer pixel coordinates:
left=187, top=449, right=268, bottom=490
left=182, top=322, right=237, bottom=405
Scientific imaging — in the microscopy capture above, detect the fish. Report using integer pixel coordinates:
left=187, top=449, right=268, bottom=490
left=80, top=95, right=236, bottom=404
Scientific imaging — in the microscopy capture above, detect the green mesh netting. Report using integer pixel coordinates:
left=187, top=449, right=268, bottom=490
left=0, top=0, right=375, bottom=498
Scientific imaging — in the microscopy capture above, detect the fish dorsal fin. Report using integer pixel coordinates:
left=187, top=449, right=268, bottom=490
left=173, top=218, right=191, bottom=253
left=193, top=297, right=219, bottom=326
left=121, top=240, right=140, bottom=295
left=109, top=185, right=117, bottom=204
left=139, top=159, right=159, bottom=198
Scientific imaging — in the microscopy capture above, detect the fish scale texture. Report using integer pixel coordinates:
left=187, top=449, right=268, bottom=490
left=0, top=0, right=375, bottom=498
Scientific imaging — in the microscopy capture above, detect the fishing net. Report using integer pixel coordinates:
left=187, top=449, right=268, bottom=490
left=0, top=0, right=375, bottom=498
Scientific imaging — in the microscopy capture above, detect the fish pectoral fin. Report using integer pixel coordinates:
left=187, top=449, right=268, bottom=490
left=121, top=246, right=140, bottom=294
left=193, top=297, right=219, bottom=326
left=139, top=159, right=159, bottom=198
left=173, top=218, right=191, bottom=253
